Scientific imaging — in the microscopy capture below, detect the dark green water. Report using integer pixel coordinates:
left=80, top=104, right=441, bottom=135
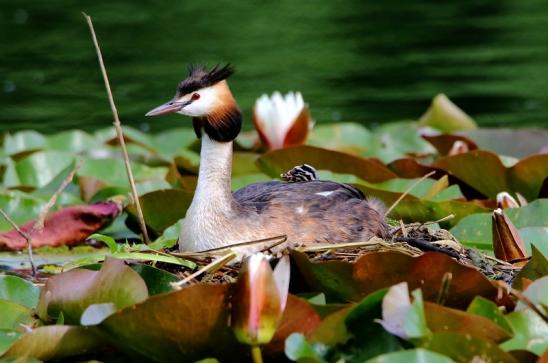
left=1, top=0, right=548, bottom=132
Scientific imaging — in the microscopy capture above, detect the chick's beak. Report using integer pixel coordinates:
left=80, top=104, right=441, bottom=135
left=145, top=99, right=190, bottom=117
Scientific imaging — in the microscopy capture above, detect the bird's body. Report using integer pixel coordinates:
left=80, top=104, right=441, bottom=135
left=146, top=65, right=388, bottom=254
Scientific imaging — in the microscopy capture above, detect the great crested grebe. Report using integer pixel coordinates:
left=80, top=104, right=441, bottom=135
left=146, top=64, right=388, bottom=254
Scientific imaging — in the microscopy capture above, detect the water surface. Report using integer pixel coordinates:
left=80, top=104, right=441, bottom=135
left=1, top=0, right=547, bottom=132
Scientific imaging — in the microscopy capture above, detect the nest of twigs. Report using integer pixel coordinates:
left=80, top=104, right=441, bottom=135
left=166, top=219, right=519, bottom=286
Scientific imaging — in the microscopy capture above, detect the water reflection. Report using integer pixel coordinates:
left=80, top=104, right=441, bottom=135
left=1, top=0, right=547, bottom=132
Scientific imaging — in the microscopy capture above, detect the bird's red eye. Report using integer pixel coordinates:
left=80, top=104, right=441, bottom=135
left=191, top=93, right=200, bottom=101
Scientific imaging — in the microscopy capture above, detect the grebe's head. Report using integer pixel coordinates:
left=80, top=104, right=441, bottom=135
left=146, top=64, right=241, bottom=142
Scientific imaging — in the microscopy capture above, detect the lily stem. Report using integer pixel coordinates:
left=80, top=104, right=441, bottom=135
left=251, top=346, right=263, bottom=363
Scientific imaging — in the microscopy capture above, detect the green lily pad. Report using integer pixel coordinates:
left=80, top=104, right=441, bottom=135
left=418, top=94, right=477, bottom=132
left=0, top=325, right=102, bottom=361
left=307, top=122, right=373, bottom=155
left=366, top=122, right=437, bottom=163
left=37, top=257, right=148, bottom=324
left=450, top=199, right=548, bottom=252
left=459, top=128, right=548, bottom=159
left=45, top=130, right=101, bottom=153
left=364, top=349, right=453, bottom=363
left=513, top=245, right=548, bottom=289
left=500, top=309, right=548, bottom=356
left=4, top=151, right=75, bottom=189
left=125, top=188, right=192, bottom=237
left=0, top=300, right=35, bottom=330
left=78, top=158, right=168, bottom=188
left=0, top=275, right=40, bottom=309
left=3, top=131, right=46, bottom=156
left=466, top=296, right=512, bottom=333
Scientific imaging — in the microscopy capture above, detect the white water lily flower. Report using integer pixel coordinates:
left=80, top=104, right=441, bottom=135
left=253, top=91, right=312, bottom=150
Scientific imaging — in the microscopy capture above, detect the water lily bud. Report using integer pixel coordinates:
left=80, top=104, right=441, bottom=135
left=231, top=253, right=289, bottom=346
left=448, top=140, right=469, bottom=155
left=496, top=192, right=520, bottom=209
left=253, top=91, right=312, bottom=150
left=492, top=208, right=527, bottom=263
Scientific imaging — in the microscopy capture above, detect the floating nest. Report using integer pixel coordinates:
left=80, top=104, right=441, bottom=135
left=167, top=220, right=520, bottom=286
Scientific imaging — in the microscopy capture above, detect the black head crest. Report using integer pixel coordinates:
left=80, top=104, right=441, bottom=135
left=176, top=64, right=235, bottom=97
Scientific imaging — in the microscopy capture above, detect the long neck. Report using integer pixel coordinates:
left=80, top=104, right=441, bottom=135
left=192, top=135, right=234, bottom=211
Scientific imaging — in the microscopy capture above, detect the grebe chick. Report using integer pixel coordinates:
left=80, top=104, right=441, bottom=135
left=146, top=64, right=388, bottom=255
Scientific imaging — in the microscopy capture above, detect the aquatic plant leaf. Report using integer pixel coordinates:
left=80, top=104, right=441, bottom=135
left=291, top=250, right=498, bottom=308
left=45, top=130, right=101, bottom=153
left=424, top=302, right=511, bottom=343
left=450, top=199, right=548, bottom=253
left=516, top=276, right=548, bottom=312
left=4, top=151, right=75, bottom=189
left=37, top=257, right=148, bottom=324
left=0, top=275, right=40, bottom=308
left=0, top=325, right=101, bottom=361
left=421, top=133, right=478, bottom=155
left=307, top=122, right=373, bottom=154
left=125, top=188, right=192, bottom=237
left=80, top=302, right=117, bottom=325
left=420, top=332, right=519, bottom=363
left=434, top=150, right=548, bottom=199
left=466, top=296, right=512, bottom=333
left=459, top=128, right=548, bottom=158
left=0, top=201, right=121, bottom=250
left=500, top=309, right=548, bottom=356
left=0, top=300, right=35, bottom=331
left=257, top=145, right=397, bottom=183
left=78, top=158, right=168, bottom=188
left=284, top=333, right=327, bottom=363
left=418, top=94, right=477, bottom=132
left=363, top=349, right=453, bottom=363
left=265, top=295, right=321, bottom=354
left=3, top=131, right=46, bottom=156
left=514, top=245, right=548, bottom=289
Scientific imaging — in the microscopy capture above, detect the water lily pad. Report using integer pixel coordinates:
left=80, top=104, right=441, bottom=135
left=364, top=349, right=453, bottom=363
left=290, top=251, right=498, bottom=308
left=3, top=131, right=46, bottom=156
left=0, top=275, right=39, bottom=308
left=500, top=309, right=548, bottom=356
left=418, top=94, right=477, bottom=132
left=4, top=151, right=75, bottom=189
left=420, top=332, right=518, bottom=363
left=0, top=325, right=101, bottom=361
left=125, top=188, right=192, bottom=237
left=424, top=302, right=511, bottom=342
left=459, top=128, right=548, bottom=158
left=0, top=300, right=35, bottom=331
left=307, top=122, right=373, bottom=154
left=45, top=130, right=101, bottom=153
left=257, top=145, right=397, bottom=183
left=37, top=257, right=148, bottom=324
left=466, top=296, right=512, bottom=333
left=450, top=199, right=548, bottom=252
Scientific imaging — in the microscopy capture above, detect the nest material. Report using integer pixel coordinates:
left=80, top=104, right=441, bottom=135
left=167, top=221, right=519, bottom=285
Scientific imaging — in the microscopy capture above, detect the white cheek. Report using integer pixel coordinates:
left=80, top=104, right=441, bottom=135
left=177, top=87, right=218, bottom=117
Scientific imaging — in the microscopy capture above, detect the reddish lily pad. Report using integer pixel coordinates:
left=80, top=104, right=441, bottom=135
left=424, top=302, right=511, bottom=343
left=257, top=145, right=397, bottom=183
left=37, top=257, right=148, bottom=324
left=434, top=150, right=548, bottom=199
left=0, top=201, right=121, bottom=250
left=420, top=332, right=519, bottom=363
left=291, top=250, right=498, bottom=308
left=422, top=134, right=478, bottom=156
left=1, top=325, right=102, bottom=361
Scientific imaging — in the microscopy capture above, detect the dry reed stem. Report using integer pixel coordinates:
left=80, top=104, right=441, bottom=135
left=384, top=171, right=436, bottom=217
left=83, top=13, right=150, bottom=244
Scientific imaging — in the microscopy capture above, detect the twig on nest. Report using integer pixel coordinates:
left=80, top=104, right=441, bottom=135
left=83, top=13, right=150, bottom=244
left=171, top=252, right=237, bottom=289
left=395, top=236, right=460, bottom=259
